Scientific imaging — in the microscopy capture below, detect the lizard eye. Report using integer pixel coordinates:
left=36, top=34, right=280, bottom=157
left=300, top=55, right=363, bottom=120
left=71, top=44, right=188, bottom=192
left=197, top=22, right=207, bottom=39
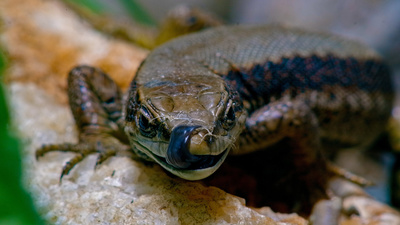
left=222, top=101, right=236, bottom=130
left=137, top=106, right=156, bottom=138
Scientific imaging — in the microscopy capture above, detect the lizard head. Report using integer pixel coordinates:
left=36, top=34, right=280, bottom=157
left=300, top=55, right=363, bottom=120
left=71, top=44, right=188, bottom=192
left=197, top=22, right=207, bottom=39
left=124, top=76, right=246, bottom=180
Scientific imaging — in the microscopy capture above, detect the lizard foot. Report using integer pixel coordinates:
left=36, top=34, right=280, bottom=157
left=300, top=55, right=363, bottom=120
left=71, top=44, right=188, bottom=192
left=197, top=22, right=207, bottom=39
left=310, top=177, right=400, bottom=225
left=36, top=135, right=131, bottom=182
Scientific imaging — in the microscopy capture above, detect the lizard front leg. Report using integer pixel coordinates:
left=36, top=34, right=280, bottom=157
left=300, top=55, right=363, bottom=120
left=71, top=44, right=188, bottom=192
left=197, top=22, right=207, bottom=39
left=230, top=99, right=339, bottom=216
left=235, top=99, right=325, bottom=172
left=36, top=66, right=132, bottom=181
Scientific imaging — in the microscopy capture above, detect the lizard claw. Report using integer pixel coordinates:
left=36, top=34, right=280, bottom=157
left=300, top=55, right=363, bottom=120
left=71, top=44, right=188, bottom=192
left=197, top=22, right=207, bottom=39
left=95, top=146, right=117, bottom=170
left=327, top=162, right=374, bottom=187
left=36, top=136, right=130, bottom=182
left=59, top=153, right=88, bottom=183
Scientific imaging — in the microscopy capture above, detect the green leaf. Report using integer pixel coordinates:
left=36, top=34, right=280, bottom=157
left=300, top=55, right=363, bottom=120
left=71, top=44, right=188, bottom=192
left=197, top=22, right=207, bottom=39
left=0, top=49, right=44, bottom=225
left=64, top=0, right=106, bottom=14
left=118, top=0, right=156, bottom=26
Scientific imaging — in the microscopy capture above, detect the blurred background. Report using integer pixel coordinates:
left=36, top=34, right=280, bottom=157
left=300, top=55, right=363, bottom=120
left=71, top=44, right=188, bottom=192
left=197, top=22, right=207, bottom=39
left=93, top=0, right=400, bottom=73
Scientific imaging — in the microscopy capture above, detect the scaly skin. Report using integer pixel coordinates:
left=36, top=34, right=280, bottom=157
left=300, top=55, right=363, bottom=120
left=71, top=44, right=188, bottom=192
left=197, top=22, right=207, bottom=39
left=36, top=25, right=394, bottom=221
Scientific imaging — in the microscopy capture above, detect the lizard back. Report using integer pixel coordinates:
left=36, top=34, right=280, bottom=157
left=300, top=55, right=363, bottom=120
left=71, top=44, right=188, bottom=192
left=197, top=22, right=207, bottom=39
left=133, top=25, right=393, bottom=152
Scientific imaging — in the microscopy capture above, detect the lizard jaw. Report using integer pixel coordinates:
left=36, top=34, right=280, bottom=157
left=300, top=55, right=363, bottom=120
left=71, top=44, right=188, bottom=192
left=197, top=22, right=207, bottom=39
left=133, top=140, right=229, bottom=180
left=155, top=149, right=229, bottom=180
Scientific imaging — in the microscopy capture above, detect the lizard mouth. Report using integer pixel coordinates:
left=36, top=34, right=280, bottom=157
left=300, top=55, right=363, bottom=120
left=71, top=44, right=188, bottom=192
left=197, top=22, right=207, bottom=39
left=150, top=148, right=229, bottom=180
left=133, top=125, right=230, bottom=180
left=155, top=149, right=228, bottom=170
left=133, top=138, right=229, bottom=180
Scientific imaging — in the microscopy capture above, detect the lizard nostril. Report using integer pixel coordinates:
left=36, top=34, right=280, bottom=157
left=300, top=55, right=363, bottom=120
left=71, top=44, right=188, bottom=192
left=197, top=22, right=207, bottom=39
left=166, top=125, right=201, bottom=169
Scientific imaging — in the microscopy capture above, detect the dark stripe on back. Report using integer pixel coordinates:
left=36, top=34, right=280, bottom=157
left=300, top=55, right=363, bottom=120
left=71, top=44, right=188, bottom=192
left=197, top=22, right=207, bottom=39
left=222, top=54, right=392, bottom=113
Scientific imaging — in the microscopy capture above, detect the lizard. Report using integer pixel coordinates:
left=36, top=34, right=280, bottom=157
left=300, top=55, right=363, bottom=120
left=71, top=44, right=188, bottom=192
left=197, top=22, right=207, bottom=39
left=36, top=25, right=394, bottom=221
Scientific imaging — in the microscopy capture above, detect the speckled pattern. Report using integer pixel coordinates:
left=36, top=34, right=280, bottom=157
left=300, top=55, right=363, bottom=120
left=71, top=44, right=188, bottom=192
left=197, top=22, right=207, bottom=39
left=222, top=54, right=393, bottom=148
left=224, top=55, right=392, bottom=111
